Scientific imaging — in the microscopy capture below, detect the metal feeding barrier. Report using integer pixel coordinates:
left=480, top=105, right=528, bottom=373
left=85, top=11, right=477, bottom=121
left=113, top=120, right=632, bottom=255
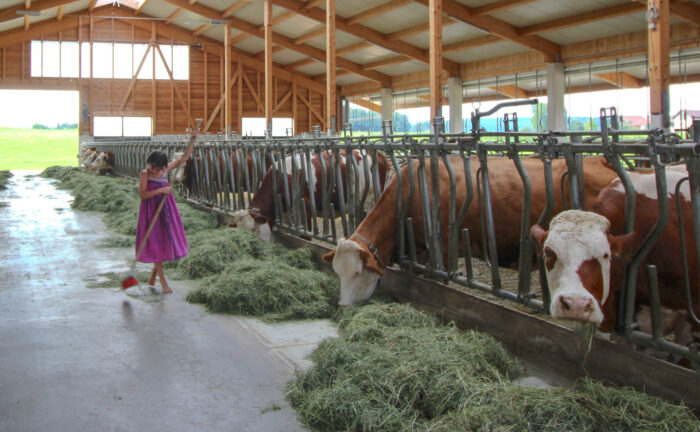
left=91, top=107, right=700, bottom=370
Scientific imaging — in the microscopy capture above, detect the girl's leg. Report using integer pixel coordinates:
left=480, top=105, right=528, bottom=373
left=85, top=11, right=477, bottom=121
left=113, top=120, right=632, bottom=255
left=148, top=266, right=157, bottom=286
left=154, top=262, right=172, bottom=293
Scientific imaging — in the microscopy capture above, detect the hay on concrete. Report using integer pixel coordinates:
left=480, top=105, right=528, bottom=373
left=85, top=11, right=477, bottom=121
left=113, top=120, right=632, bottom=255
left=287, top=302, right=699, bottom=432
left=41, top=166, right=217, bottom=236
left=186, top=257, right=338, bottom=321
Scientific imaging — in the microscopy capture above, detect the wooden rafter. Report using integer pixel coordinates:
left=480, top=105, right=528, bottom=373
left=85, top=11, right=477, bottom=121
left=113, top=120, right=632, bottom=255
left=165, top=8, right=182, bottom=25
left=596, top=72, right=645, bottom=89
left=0, top=0, right=76, bottom=26
left=88, top=0, right=97, bottom=12
left=273, top=0, right=461, bottom=76
left=192, top=23, right=211, bottom=36
left=336, top=41, right=372, bottom=55
left=490, top=84, right=530, bottom=99
left=345, top=0, right=412, bottom=26
left=443, top=34, right=500, bottom=53
left=518, top=2, right=645, bottom=36
left=413, top=0, right=560, bottom=61
left=255, top=45, right=284, bottom=60
left=136, top=0, right=150, bottom=13
left=222, top=1, right=248, bottom=18
left=284, top=57, right=316, bottom=70
left=226, top=14, right=392, bottom=85
left=230, top=33, right=250, bottom=45
left=386, top=17, right=455, bottom=40
left=159, top=0, right=392, bottom=84
left=56, top=5, right=65, bottom=21
left=472, top=0, right=536, bottom=16
left=294, top=26, right=325, bottom=45
left=364, top=55, right=411, bottom=70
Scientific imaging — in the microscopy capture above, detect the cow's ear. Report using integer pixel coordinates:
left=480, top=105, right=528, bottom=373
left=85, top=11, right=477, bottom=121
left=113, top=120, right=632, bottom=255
left=358, top=248, right=384, bottom=276
left=530, top=225, right=548, bottom=251
left=322, top=250, right=335, bottom=264
left=609, top=232, right=637, bottom=263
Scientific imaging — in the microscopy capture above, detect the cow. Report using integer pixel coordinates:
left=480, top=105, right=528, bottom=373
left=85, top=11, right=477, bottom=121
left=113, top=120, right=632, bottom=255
left=530, top=168, right=699, bottom=337
left=235, top=149, right=389, bottom=242
left=322, top=155, right=619, bottom=306
left=176, top=149, right=268, bottom=197
left=78, top=146, right=114, bottom=175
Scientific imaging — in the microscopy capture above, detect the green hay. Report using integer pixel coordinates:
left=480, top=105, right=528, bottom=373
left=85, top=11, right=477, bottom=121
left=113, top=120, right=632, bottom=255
left=40, top=166, right=217, bottom=236
left=186, top=257, right=338, bottom=321
left=177, top=228, right=315, bottom=278
left=0, top=170, right=12, bottom=190
left=287, top=302, right=699, bottom=432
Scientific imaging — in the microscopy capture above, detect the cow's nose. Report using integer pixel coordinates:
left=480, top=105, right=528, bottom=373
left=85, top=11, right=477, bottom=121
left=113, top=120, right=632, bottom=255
left=558, top=296, right=594, bottom=321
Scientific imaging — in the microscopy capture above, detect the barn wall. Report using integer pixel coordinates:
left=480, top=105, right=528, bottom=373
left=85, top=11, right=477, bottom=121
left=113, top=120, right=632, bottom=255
left=0, top=17, right=326, bottom=135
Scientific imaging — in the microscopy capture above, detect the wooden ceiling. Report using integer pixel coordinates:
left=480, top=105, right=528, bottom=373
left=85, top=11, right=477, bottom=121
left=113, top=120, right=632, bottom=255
left=0, top=0, right=699, bottom=103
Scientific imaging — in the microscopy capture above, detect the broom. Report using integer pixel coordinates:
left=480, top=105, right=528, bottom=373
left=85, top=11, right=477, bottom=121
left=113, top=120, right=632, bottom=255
left=121, top=191, right=170, bottom=289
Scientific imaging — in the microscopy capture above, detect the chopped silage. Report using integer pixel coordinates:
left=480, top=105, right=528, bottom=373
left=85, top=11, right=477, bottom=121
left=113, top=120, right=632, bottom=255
left=287, top=302, right=699, bottom=432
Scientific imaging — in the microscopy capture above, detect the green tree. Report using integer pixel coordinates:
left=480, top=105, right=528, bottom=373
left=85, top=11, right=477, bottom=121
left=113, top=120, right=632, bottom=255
left=530, top=103, right=547, bottom=131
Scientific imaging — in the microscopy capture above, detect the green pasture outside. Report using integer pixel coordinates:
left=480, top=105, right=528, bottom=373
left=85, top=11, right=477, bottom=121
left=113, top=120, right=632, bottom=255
left=0, top=127, right=79, bottom=170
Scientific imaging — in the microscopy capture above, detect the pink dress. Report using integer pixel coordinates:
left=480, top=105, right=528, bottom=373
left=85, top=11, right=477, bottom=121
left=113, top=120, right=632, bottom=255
left=135, top=173, right=188, bottom=263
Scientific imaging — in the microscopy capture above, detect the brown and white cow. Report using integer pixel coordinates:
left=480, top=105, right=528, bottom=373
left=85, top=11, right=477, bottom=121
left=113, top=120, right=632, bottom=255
left=323, top=156, right=618, bottom=306
left=235, top=150, right=389, bottom=242
left=530, top=168, right=699, bottom=333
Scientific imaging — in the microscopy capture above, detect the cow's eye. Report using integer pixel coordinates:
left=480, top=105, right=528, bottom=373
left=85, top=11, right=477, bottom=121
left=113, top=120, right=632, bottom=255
left=603, top=253, right=610, bottom=260
left=544, top=248, right=551, bottom=258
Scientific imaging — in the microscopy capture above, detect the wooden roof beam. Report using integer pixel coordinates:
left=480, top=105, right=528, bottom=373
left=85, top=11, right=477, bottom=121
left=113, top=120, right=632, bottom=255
left=490, top=84, right=531, bottom=99
left=0, top=0, right=78, bottom=25
left=192, top=23, right=211, bottom=36
left=518, top=3, right=645, bottom=36
left=413, top=0, right=561, bottom=61
left=472, top=0, right=537, bottom=16
left=57, top=5, right=65, bottom=21
left=284, top=57, right=317, bottom=69
left=165, top=8, right=182, bottom=25
left=596, top=72, right=645, bottom=89
left=443, top=34, right=500, bottom=52
left=254, top=44, right=284, bottom=60
left=272, top=0, right=462, bottom=76
left=222, top=1, right=248, bottom=18
left=293, top=26, right=325, bottom=44
left=346, top=0, right=412, bottom=26
left=226, top=15, right=392, bottom=85
left=363, top=55, right=411, bottom=70
left=633, top=0, right=700, bottom=27
left=386, top=17, right=455, bottom=40
left=336, top=41, right=372, bottom=55
left=88, top=0, right=97, bottom=12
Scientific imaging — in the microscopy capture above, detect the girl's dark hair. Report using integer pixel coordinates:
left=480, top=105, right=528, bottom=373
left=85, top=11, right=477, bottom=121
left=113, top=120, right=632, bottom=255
left=146, top=151, right=169, bottom=169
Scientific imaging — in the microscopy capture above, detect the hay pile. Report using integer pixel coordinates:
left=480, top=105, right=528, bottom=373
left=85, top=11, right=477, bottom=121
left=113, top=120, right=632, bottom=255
left=287, top=302, right=699, bottom=432
left=0, top=170, right=11, bottom=190
left=40, top=166, right=217, bottom=236
left=184, top=228, right=337, bottom=320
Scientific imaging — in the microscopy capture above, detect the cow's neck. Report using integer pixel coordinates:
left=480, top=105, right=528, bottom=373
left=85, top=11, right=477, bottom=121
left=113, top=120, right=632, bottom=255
left=249, top=169, right=277, bottom=220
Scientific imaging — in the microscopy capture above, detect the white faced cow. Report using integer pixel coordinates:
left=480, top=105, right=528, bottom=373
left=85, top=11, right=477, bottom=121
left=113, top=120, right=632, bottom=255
left=531, top=169, right=698, bottom=334
left=324, top=156, right=619, bottom=306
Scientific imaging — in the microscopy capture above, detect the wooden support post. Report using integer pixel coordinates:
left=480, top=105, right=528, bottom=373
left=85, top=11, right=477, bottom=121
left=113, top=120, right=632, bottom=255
left=225, top=21, right=231, bottom=134
left=648, top=0, right=670, bottom=130
left=326, top=0, right=336, bottom=132
left=237, top=59, right=243, bottom=133
left=429, top=0, right=443, bottom=124
left=264, top=0, right=273, bottom=133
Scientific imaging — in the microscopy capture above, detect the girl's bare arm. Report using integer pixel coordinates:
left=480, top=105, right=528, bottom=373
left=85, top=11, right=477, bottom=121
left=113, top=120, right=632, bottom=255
left=168, top=130, right=199, bottom=171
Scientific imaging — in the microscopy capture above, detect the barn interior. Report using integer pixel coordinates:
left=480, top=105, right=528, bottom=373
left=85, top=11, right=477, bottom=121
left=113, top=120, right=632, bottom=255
left=1, top=0, right=700, bottom=430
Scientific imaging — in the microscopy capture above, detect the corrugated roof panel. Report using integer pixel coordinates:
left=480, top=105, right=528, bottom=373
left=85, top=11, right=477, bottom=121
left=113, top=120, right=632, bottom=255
left=272, top=50, right=307, bottom=65
left=336, top=74, right=368, bottom=86
left=171, top=10, right=206, bottom=33
left=235, top=36, right=265, bottom=54
left=444, top=41, right=527, bottom=63
left=542, top=12, right=648, bottom=45
left=140, top=0, right=178, bottom=20
left=234, top=1, right=265, bottom=26
left=442, top=22, right=488, bottom=46
left=274, top=16, right=324, bottom=40
left=335, top=0, right=385, bottom=19
left=296, top=62, right=327, bottom=76
left=358, top=3, right=430, bottom=35
left=341, top=46, right=397, bottom=64
left=375, top=61, right=427, bottom=76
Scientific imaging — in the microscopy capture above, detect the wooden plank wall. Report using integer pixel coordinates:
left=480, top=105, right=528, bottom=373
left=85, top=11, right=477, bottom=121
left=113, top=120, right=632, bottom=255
left=0, top=18, right=325, bottom=136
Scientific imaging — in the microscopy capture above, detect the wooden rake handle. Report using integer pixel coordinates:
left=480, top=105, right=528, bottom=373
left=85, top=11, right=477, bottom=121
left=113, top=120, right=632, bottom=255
left=133, top=191, right=171, bottom=267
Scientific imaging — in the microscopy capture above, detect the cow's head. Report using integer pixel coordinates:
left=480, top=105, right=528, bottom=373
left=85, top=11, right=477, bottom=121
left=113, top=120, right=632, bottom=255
left=231, top=209, right=269, bottom=241
left=531, top=210, right=635, bottom=326
left=323, top=238, right=383, bottom=306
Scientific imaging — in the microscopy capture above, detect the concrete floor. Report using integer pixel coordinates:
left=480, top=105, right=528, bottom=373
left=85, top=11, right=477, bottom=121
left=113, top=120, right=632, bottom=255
left=0, top=171, right=336, bottom=432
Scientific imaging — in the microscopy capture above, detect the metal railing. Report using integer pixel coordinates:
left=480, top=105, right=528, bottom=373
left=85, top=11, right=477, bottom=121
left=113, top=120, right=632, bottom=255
left=90, top=110, right=700, bottom=369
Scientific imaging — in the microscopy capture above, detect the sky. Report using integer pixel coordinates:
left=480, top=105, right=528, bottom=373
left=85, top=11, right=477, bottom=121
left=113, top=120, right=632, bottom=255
left=0, top=82, right=697, bottom=130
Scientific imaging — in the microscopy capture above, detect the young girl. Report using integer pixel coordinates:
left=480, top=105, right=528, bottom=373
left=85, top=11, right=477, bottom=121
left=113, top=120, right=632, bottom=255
left=135, top=129, right=199, bottom=293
